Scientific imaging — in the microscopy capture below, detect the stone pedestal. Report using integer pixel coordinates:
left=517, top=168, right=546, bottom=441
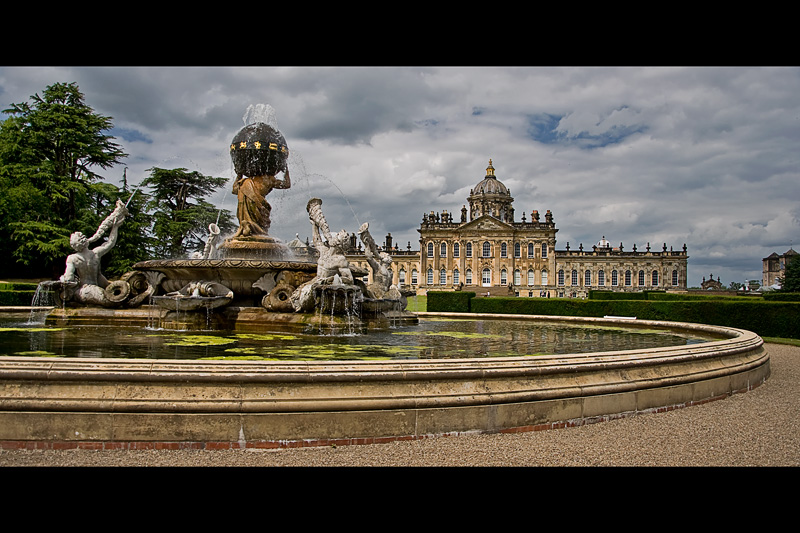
left=219, top=236, right=292, bottom=261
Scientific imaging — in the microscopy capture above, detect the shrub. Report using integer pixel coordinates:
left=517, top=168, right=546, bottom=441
left=468, top=296, right=800, bottom=339
left=426, top=291, right=475, bottom=313
left=763, top=292, right=800, bottom=302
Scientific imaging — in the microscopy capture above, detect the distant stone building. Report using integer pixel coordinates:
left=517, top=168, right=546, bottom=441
left=347, top=160, right=689, bottom=297
left=762, top=248, right=798, bottom=288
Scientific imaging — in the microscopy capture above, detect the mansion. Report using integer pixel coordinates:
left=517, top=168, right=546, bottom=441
left=345, top=160, right=688, bottom=297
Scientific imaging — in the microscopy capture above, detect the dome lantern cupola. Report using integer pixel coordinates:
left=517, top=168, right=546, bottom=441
left=468, top=159, right=514, bottom=222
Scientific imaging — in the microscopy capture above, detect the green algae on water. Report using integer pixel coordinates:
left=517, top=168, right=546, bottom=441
left=162, top=335, right=237, bottom=347
left=234, top=333, right=299, bottom=342
left=393, top=330, right=505, bottom=340
left=0, top=327, right=64, bottom=332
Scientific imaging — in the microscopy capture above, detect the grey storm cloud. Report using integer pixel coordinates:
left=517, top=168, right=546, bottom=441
left=1, top=66, right=798, bottom=287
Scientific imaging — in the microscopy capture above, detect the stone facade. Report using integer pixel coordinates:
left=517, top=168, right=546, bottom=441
left=762, top=248, right=798, bottom=288
left=347, top=160, right=689, bottom=297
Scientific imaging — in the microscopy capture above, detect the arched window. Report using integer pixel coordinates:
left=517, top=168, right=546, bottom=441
left=466, top=242, right=473, bottom=258
left=528, top=243, right=535, bottom=258
left=585, top=270, right=591, bottom=287
left=514, top=269, right=521, bottom=286
left=411, top=269, right=418, bottom=285
left=571, top=269, right=578, bottom=286
left=482, top=268, right=491, bottom=286
left=514, top=242, right=521, bottom=258
left=453, top=242, right=460, bottom=257
left=558, top=269, right=565, bottom=286
left=427, top=268, right=434, bottom=285
left=528, top=269, right=535, bottom=286
left=625, top=270, right=632, bottom=286
left=598, top=269, right=605, bottom=286
left=466, top=269, right=473, bottom=285
left=439, top=268, right=447, bottom=285
left=427, top=242, right=434, bottom=258
left=652, top=270, right=659, bottom=286
left=501, top=242, right=507, bottom=258
left=541, top=244, right=548, bottom=258
left=638, top=270, right=645, bottom=286
left=453, top=269, right=460, bottom=285
left=612, top=270, right=618, bottom=286
left=672, top=270, right=679, bottom=286
left=440, top=242, right=447, bottom=257
left=482, top=242, right=491, bottom=257
left=399, top=269, right=406, bottom=285
left=501, top=269, right=508, bottom=285
left=541, top=270, right=548, bottom=285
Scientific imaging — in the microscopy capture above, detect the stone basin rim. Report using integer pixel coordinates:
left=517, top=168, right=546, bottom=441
left=0, top=312, right=763, bottom=373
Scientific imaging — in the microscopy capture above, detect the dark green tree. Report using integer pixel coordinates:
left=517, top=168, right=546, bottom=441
left=777, top=255, right=800, bottom=292
left=141, top=167, right=235, bottom=259
left=96, top=169, right=155, bottom=277
left=0, top=82, right=128, bottom=277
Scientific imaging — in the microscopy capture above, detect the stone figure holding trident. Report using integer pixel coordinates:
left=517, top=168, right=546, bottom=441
left=60, top=199, right=128, bottom=306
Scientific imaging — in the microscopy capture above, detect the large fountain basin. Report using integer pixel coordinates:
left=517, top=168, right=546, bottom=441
left=0, top=312, right=769, bottom=447
left=134, top=258, right=318, bottom=305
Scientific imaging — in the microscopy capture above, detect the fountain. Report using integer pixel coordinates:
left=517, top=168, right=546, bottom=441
left=41, top=105, right=417, bottom=332
left=0, top=106, right=771, bottom=448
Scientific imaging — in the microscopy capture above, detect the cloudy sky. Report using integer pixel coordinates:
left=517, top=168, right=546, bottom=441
left=1, top=66, right=797, bottom=288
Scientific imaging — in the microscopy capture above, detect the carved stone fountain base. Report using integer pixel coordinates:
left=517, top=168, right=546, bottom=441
left=218, top=236, right=293, bottom=261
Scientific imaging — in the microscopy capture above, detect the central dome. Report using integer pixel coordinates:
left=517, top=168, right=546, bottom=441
left=472, top=159, right=510, bottom=196
left=467, top=159, right=515, bottom=222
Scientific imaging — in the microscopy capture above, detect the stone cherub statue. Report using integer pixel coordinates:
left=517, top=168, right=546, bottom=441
left=59, top=199, right=128, bottom=306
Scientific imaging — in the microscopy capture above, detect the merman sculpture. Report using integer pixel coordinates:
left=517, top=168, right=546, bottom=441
left=59, top=200, right=131, bottom=306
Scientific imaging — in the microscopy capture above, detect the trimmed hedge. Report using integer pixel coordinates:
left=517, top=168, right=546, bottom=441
left=0, top=282, right=39, bottom=291
left=466, top=296, right=800, bottom=339
left=763, top=292, right=800, bottom=301
left=0, top=290, right=38, bottom=306
left=427, top=291, right=476, bottom=313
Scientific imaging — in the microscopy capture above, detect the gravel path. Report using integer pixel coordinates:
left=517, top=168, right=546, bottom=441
left=2, top=342, right=798, bottom=467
